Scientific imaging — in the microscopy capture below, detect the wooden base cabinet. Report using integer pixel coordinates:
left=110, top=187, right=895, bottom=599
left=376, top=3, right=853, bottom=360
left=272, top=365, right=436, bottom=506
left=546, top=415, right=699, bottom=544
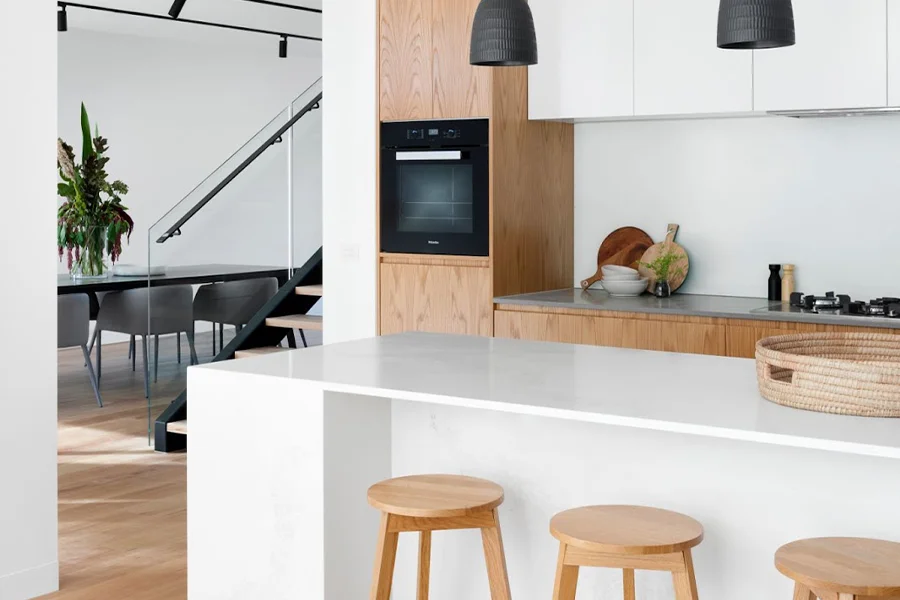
left=495, top=307, right=900, bottom=359
left=494, top=306, right=727, bottom=356
left=380, top=261, right=493, bottom=336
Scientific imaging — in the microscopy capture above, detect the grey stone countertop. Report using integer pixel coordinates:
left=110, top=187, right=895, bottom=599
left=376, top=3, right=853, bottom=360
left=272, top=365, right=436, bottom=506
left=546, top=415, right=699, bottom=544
left=494, top=288, right=900, bottom=330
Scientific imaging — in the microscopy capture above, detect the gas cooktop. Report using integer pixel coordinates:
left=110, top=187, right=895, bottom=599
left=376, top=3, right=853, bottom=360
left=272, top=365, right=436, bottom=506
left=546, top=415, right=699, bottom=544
left=759, top=292, right=900, bottom=319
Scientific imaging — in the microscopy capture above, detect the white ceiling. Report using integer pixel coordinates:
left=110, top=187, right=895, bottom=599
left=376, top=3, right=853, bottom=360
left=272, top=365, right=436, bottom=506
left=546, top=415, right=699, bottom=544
left=61, top=0, right=323, bottom=57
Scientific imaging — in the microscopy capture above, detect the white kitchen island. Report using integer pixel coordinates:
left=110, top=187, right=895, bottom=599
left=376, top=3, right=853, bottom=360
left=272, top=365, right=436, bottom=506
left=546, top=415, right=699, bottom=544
left=187, top=333, right=900, bottom=600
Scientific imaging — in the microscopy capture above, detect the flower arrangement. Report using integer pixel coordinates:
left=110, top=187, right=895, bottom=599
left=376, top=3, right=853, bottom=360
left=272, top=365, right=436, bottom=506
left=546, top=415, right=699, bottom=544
left=57, top=103, right=133, bottom=279
left=641, top=248, right=685, bottom=283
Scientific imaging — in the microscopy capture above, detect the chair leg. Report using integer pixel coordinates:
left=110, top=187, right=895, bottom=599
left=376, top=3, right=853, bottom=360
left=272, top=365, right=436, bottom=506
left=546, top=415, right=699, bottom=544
left=672, top=549, right=699, bottom=600
left=624, top=568, right=636, bottom=600
left=299, top=329, right=308, bottom=348
left=177, top=332, right=181, bottom=364
left=127, top=334, right=134, bottom=360
left=552, top=543, right=578, bottom=600
left=154, top=334, right=160, bottom=383
left=793, top=583, right=816, bottom=600
left=141, top=335, right=150, bottom=399
left=87, top=327, right=99, bottom=356
left=132, top=335, right=136, bottom=371
left=417, top=531, right=431, bottom=600
left=369, top=513, right=399, bottom=600
left=81, top=345, right=103, bottom=407
left=287, top=330, right=297, bottom=349
left=219, top=322, right=224, bottom=353
left=96, top=330, right=102, bottom=381
left=186, top=331, right=199, bottom=365
left=481, top=508, right=512, bottom=600
left=211, top=322, right=216, bottom=357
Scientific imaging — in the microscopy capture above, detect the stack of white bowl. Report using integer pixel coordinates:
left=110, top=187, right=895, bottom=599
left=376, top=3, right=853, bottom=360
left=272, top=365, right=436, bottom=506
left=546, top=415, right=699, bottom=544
left=600, top=265, right=649, bottom=297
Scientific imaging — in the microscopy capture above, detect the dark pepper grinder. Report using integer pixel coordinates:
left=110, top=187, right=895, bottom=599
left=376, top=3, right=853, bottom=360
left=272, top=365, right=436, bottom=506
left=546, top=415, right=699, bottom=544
left=768, top=264, right=782, bottom=301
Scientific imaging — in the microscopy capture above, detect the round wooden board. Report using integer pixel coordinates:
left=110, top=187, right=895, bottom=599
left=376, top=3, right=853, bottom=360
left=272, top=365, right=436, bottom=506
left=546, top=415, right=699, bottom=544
left=638, top=224, right=689, bottom=293
left=580, top=227, right=653, bottom=290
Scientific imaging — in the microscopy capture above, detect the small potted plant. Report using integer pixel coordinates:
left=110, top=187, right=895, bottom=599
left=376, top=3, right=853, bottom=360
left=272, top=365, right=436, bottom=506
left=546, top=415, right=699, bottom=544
left=641, top=249, right=684, bottom=298
left=57, top=103, right=133, bottom=279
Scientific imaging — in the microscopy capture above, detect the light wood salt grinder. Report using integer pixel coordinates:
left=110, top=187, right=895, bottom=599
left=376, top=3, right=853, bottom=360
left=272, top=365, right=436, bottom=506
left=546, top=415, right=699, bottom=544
left=781, top=264, right=796, bottom=303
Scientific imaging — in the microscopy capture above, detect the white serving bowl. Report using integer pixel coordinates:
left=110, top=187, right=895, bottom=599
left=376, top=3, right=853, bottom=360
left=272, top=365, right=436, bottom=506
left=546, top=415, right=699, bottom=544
left=601, top=265, right=640, bottom=281
left=600, top=277, right=649, bottom=297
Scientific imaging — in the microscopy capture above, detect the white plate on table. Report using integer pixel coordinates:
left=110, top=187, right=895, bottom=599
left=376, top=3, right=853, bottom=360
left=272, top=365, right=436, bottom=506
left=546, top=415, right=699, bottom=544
left=113, top=264, right=167, bottom=277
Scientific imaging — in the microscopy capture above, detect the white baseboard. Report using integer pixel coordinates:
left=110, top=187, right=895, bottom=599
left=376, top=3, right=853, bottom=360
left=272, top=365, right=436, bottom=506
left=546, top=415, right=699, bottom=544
left=0, top=561, right=59, bottom=600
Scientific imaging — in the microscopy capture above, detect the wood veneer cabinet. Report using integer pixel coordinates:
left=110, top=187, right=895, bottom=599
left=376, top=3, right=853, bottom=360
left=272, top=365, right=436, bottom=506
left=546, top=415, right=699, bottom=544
left=379, top=0, right=489, bottom=120
left=495, top=306, right=900, bottom=358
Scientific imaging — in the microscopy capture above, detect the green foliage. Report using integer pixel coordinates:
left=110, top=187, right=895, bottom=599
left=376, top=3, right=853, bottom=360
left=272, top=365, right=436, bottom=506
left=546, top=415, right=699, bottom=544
left=641, top=247, right=685, bottom=283
left=58, top=103, right=133, bottom=272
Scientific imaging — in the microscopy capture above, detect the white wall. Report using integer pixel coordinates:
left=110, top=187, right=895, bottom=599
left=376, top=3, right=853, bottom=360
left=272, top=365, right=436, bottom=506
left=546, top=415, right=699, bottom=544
left=575, top=116, right=900, bottom=300
left=58, top=29, right=322, bottom=273
left=0, top=3, right=60, bottom=598
left=322, top=1, right=378, bottom=343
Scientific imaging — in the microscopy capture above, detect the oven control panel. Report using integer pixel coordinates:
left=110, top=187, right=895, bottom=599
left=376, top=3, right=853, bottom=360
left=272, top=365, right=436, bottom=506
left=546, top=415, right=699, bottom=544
left=407, top=126, right=461, bottom=141
left=382, top=119, right=487, bottom=149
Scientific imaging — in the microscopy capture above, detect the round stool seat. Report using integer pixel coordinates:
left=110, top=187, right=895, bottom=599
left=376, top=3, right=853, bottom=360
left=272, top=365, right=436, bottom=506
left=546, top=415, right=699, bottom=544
left=775, top=537, right=900, bottom=597
left=550, top=505, right=704, bottom=555
left=367, top=474, right=504, bottom=518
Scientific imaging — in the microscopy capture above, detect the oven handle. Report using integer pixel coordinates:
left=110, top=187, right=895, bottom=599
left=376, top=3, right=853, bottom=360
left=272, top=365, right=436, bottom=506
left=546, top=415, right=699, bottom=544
left=395, top=150, right=463, bottom=161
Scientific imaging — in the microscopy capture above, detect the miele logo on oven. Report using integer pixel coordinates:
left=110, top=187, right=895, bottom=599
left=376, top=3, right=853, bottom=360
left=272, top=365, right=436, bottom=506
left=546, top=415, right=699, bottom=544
left=428, top=240, right=439, bottom=245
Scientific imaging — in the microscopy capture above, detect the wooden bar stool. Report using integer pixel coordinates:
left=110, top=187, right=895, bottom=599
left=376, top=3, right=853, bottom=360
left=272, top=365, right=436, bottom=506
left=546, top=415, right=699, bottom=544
left=367, top=474, right=512, bottom=600
left=775, top=537, right=900, bottom=600
left=549, top=505, right=704, bottom=600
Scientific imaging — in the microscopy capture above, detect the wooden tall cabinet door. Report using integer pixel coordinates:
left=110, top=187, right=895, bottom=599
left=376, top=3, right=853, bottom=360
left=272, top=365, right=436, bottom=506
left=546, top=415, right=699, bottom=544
left=432, top=0, right=492, bottom=118
left=380, top=0, right=433, bottom=121
left=381, top=262, right=493, bottom=336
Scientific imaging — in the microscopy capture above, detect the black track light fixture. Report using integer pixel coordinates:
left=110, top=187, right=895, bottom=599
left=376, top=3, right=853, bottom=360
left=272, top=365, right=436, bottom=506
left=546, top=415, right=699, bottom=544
left=717, top=0, right=795, bottom=50
left=169, top=0, right=187, bottom=19
left=58, top=4, right=68, bottom=32
left=470, top=0, right=538, bottom=67
left=279, top=36, right=288, bottom=58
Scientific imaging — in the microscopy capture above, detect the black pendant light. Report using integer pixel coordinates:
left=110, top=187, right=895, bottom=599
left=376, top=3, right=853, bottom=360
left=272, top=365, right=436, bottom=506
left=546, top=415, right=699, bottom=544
left=469, top=0, right=538, bottom=67
left=58, top=4, right=68, bottom=32
left=717, top=0, right=795, bottom=49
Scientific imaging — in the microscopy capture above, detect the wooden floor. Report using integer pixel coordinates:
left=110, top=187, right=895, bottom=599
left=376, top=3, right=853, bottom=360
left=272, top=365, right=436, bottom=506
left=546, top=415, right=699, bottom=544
left=46, top=330, right=322, bottom=599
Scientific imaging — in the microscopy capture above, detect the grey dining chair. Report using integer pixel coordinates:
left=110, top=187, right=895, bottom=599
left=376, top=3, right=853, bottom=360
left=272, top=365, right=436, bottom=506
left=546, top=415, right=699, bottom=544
left=95, top=286, right=198, bottom=398
left=58, top=294, right=103, bottom=407
left=193, top=278, right=279, bottom=354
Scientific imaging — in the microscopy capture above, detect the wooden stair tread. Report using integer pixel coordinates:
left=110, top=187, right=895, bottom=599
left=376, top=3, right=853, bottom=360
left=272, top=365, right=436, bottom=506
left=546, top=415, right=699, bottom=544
left=166, top=420, right=188, bottom=435
left=234, top=347, right=291, bottom=359
left=295, top=285, right=323, bottom=296
left=265, top=314, right=323, bottom=330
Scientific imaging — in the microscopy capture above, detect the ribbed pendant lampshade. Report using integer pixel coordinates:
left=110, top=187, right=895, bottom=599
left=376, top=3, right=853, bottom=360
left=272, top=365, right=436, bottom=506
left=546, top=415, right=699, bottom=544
left=469, top=0, right=538, bottom=67
left=717, top=0, right=795, bottom=50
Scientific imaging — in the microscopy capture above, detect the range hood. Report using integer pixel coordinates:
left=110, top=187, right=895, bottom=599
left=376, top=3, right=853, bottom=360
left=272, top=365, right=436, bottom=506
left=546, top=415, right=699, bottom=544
left=769, top=106, right=900, bottom=118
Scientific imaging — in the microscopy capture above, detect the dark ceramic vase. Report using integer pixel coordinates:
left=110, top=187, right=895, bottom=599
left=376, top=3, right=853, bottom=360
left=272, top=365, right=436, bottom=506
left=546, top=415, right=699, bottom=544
left=653, top=280, right=671, bottom=298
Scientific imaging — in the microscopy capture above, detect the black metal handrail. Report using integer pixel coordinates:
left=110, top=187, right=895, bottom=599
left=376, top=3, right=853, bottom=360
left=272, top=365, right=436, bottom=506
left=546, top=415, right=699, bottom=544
left=156, top=92, right=323, bottom=243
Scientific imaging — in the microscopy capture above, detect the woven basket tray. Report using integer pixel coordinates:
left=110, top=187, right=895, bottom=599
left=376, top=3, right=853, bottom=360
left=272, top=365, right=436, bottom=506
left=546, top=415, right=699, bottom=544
left=756, top=332, right=900, bottom=417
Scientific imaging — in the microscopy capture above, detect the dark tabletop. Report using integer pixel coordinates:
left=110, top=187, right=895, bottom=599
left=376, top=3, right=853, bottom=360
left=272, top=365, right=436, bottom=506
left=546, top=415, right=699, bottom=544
left=57, top=264, right=288, bottom=294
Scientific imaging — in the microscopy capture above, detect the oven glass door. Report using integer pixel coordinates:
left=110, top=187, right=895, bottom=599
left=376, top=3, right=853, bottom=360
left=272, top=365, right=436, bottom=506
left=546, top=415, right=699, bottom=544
left=381, top=146, right=489, bottom=256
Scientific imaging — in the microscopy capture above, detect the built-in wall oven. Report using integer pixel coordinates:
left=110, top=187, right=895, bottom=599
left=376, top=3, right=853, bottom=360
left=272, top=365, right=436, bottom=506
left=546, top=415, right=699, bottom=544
left=380, top=119, right=489, bottom=256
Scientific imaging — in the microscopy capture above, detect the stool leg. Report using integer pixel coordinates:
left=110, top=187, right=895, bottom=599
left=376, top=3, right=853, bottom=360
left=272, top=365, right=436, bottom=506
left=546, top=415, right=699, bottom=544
left=417, top=531, right=431, bottom=600
left=552, top=543, right=578, bottom=600
left=481, top=508, right=512, bottom=600
left=792, top=583, right=815, bottom=600
left=623, top=568, right=636, bottom=600
left=369, top=513, right=399, bottom=600
left=672, top=549, right=699, bottom=600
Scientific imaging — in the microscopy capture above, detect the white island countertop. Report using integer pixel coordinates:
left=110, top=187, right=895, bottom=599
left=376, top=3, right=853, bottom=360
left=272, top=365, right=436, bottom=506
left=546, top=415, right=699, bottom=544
left=199, top=332, right=900, bottom=460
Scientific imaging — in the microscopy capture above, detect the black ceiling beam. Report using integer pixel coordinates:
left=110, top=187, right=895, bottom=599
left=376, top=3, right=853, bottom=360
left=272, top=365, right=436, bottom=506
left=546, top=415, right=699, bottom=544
left=58, top=1, right=322, bottom=42
left=240, top=0, right=322, bottom=15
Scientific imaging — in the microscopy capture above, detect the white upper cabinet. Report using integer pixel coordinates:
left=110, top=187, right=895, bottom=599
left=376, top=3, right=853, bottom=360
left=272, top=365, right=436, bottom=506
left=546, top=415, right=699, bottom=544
left=634, top=0, right=753, bottom=115
left=754, top=0, right=887, bottom=111
left=528, top=0, right=634, bottom=120
left=890, top=0, right=900, bottom=105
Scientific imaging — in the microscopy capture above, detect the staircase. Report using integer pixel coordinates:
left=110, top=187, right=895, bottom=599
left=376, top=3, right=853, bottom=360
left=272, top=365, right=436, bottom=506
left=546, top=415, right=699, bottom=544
left=155, top=248, right=323, bottom=452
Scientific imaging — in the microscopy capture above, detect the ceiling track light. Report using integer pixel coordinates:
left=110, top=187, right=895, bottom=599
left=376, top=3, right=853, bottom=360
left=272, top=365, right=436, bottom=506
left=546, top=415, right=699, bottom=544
left=58, top=4, right=68, bottom=32
left=169, top=0, right=187, bottom=19
left=279, top=36, right=288, bottom=58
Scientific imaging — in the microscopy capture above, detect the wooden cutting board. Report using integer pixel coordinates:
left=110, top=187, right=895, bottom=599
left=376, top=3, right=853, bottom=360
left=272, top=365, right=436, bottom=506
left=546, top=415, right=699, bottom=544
left=580, top=227, right=654, bottom=290
left=638, top=223, right=689, bottom=293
